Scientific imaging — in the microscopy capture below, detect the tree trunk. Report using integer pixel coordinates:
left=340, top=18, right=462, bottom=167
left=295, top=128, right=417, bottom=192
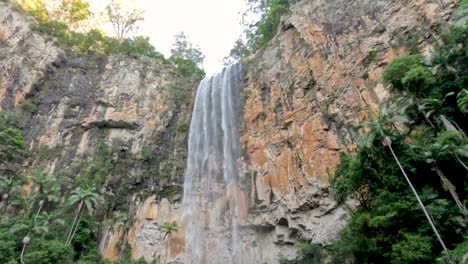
left=20, top=242, right=26, bottom=264
left=455, top=154, right=468, bottom=171
left=66, top=201, right=83, bottom=244
left=33, top=202, right=43, bottom=222
left=435, top=167, right=467, bottom=215
left=387, top=141, right=448, bottom=252
left=68, top=208, right=84, bottom=245
left=165, top=237, right=169, bottom=264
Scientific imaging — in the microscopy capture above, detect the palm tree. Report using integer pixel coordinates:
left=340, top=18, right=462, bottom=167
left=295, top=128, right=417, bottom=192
left=361, top=103, right=449, bottom=252
left=36, top=211, right=65, bottom=239
left=411, top=138, right=467, bottom=215
left=0, top=176, right=22, bottom=215
left=159, top=221, right=178, bottom=264
left=418, top=92, right=454, bottom=127
left=29, top=172, right=61, bottom=212
left=457, top=89, right=468, bottom=114
left=65, top=186, right=100, bottom=244
left=433, top=131, right=468, bottom=171
left=10, top=194, right=34, bottom=216
left=359, top=102, right=411, bottom=148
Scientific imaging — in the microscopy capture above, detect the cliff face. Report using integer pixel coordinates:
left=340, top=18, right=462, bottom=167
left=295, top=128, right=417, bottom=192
left=239, top=0, right=459, bottom=259
left=0, top=1, right=194, bottom=261
left=0, top=0, right=461, bottom=263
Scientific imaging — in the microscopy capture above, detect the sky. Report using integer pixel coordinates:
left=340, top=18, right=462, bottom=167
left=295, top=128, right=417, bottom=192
left=88, top=0, right=247, bottom=75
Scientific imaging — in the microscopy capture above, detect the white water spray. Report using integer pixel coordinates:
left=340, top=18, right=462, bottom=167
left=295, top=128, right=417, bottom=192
left=182, top=64, right=243, bottom=264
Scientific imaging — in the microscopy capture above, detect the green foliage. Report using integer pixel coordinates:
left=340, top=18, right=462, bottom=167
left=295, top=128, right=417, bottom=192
left=170, top=57, right=205, bottom=79
left=293, top=25, right=468, bottom=264
left=177, top=122, right=189, bottom=132
left=457, top=89, right=468, bottom=113
left=361, top=50, right=377, bottom=68
left=401, top=66, right=436, bottom=94
left=382, top=55, right=435, bottom=94
left=159, top=221, right=178, bottom=239
left=437, top=237, right=468, bottom=263
left=119, top=37, right=166, bottom=60
left=13, top=0, right=49, bottom=22
left=52, top=0, right=92, bottom=28
left=452, top=0, right=468, bottom=26
left=77, top=140, right=113, bottom=188
left=23, top=240, right=74, bottom=264
left=0, top=229, right=17, bottom=263
left=17, top=0, right=164, bottom=62
left=225, top=0, right=291, bottom=63
left=20, top=100, right=37, bottom=115
left=170, top=32, right=205, bottom=66
left=254, top=0, right=290, bottom=50
left=159, top=185, right=182, bottom=199
left=280, top=243, right=328, bottom=264
left=0, top=128, right=26, bottom=161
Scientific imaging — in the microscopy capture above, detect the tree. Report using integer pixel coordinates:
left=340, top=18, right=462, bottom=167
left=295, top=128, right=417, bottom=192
left=170, top=32, right=205, bottom=66
left=0, top=127, right=27, bottom=163
left=159, top=221, right=178, bottom=264
left=382, top=55, right=435, bottom=95
left=223, top=38, right=251, bottom=65
left=457, top=89, right=468, bottom=114
left=36, top=211, right=65, bottom=239
left=10, top=217, right=49, bottom=264
left=29, top=171, right=61, bottom=210
left=105, top=0, right=145, bottom=41
left=0, top=176, right=23, bottom=213
left=66, top=186, right=100, bottom=244
left=410, top=132, right=467, bottom=215
left=47, top=0, right=93, bottom=31
left=360, top=104, right=449, bottom=252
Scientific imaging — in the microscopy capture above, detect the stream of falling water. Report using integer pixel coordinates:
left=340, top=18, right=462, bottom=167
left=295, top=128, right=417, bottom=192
left=182, top=64, right=243, bottom=264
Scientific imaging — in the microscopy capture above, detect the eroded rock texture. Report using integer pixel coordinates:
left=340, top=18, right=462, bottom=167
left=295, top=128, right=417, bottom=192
left=238, top=0, right=459, bottom=261
left=0, top=0, right=461, bottom=263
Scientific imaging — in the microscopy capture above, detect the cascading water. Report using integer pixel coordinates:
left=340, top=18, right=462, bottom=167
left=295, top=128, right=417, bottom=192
left=182, top=64, right=244, bottom=264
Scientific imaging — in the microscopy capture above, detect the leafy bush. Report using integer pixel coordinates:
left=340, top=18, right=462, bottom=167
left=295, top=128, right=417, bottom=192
left=382, top=55, right=435, bottom=94
left=170, top=57, right=205, bottom=79
left=19, top=1, right=167, bottom=62
left=0, top=127, right=26, bottom=162
left=23, top=240, right=74, bottom=264
left=225, top=0, right=291, bottom=63
left=254, top=0, right=290, bottom=50
left=119, top=37, right=166, bottom=60
left=0, top=229, right=17, bottom=263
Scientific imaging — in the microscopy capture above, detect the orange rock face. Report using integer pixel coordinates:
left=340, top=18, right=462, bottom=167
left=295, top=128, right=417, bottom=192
left=100, top=0, right=457, bottom=261
left=240, top=0, right=458, bottom=213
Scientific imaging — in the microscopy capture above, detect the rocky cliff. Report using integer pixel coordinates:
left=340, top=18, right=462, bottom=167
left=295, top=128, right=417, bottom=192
left=0, top=0, right=461, bottom=263
left=240, top=0, right=458, bottom=257
left=0, top=1, right=195, bottom=260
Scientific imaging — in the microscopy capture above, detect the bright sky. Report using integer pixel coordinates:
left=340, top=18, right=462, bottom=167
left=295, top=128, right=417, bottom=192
left=88, top=0, right=247, bottom=75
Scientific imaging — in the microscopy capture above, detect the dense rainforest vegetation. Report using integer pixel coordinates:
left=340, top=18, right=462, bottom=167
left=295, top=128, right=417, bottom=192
left=285, top=15, right=468, bottom=264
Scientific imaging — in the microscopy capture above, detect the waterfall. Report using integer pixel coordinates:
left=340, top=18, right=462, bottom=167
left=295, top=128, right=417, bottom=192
left=183, top=63, right=243, bottom=264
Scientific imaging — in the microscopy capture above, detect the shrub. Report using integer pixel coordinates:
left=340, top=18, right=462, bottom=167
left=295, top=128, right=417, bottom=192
left=170, top=57, right=205, bottom=79
left=254, top=0, right=290, bottom=50
left=0, top=127, right=26, bottom=162
left=23, top=240, right=74, bottom=264
left=382, top=55, right=435, bottom=94
left=0, top=229, right=17, bottom=263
